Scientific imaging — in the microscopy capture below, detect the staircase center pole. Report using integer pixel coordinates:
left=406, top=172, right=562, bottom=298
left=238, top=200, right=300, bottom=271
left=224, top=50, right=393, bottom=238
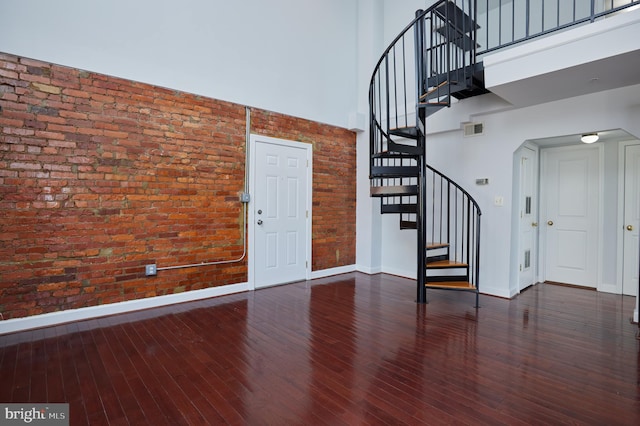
left=414, top=10, right=427, bottom=304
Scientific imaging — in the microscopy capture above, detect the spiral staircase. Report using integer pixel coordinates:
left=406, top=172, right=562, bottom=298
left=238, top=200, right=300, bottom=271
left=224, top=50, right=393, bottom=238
left=369, top=0, right=640, bottom=306
left=369, top=0, right=484, bottom=305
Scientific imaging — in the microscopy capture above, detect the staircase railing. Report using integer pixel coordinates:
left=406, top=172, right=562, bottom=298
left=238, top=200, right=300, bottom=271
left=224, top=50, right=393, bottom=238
left=425, top=165, right=481, bottom=289
left=369, top=0, right=478, bottom=162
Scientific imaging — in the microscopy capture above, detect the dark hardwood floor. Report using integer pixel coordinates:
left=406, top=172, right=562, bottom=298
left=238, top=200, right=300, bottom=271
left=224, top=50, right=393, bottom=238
left=1, top=273, right=638, bottom=425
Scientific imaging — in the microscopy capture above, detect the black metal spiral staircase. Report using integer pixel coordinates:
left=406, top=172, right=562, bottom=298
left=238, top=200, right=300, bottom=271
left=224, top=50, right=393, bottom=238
left=369, top=0, right=484, bottom=305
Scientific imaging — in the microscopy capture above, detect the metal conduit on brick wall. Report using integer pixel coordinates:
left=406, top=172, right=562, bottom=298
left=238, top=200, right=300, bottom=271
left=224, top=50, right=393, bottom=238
left=0, top=52, right=356, bottom=320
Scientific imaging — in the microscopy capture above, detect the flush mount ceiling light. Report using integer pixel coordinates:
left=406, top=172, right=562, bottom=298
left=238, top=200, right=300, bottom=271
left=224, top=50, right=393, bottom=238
left=581, top=133, right=599, bottom=144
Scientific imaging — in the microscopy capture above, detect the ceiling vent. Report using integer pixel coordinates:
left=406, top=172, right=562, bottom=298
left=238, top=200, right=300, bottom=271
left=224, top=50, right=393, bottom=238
left=463, top=122, right=484, bottom=137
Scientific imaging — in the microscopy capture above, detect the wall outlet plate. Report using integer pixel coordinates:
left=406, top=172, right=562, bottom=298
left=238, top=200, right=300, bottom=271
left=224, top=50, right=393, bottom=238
left=145, top=264, right=157, bottom=276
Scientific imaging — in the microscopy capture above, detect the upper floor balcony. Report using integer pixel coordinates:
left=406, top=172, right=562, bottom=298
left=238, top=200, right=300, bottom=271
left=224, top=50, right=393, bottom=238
left=479, top=0, right=640, bottom=106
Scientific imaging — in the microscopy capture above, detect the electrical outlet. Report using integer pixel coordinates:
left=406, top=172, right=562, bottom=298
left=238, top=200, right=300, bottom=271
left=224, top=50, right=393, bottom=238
left=494, top=196, right=504, bottom=207
left=145, top=264, right=157, bottom=276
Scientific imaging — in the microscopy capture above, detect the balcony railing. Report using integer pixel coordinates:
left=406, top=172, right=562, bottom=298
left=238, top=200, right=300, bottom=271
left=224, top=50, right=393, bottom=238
left=477, top=0, right=640, bottom=54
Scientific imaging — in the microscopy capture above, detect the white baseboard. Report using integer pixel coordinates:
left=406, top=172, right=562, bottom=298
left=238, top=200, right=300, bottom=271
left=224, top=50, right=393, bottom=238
left=634, top=308, right=638, bottom=324
left=381, top=267, right=416, bottom=280
left=355, top=264, right=382, bottom=275
left=597, top=282, right=618, bottom=294
left=0, top=282, right=249, bottom=335
left=310, top=264, right=356, bottom=279
left=479, top=284, right=512, bottom=299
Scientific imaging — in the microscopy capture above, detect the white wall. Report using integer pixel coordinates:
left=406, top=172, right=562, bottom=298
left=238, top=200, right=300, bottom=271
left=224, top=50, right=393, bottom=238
left=0, top=0, right=358, bottom=128
left=355, top=0, right=385, bottom=274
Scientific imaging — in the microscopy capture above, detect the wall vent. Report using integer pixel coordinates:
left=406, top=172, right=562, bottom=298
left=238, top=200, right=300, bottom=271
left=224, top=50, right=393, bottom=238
left=463, top=122, right=484, bottom=137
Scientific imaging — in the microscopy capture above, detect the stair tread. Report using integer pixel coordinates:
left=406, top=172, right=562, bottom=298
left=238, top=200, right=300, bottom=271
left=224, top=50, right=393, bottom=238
left=381, top=203, right=417, bottom=214
left=435, top=26, right=479, bottom=52
left=372, top=150, right=418, bottom=159
left=400, top=220, right=417, bottom=229
left=426, top=260, right=468, bottom=268
left=371, top=167, right=419, bottom=178
left=426, top=281, right=476, bottom=290
left=371, top=185, right=418, bottom=196
left=420, top=81, right=449, bottom=101
left=434, top=1, right=479, bottom=32
left=419, top=101, right=449, bottom=106
left=389, top=127, right=419, bottom=140
left=387, top=141, right=422, bottom=155
left=427, top=242, right=449, bottom=249
left=427, top=63, right=484, bottom=89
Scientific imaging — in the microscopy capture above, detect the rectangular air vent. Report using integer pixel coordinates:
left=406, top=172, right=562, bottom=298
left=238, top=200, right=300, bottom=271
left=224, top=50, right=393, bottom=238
left=463, top=122, right=484, bottom=137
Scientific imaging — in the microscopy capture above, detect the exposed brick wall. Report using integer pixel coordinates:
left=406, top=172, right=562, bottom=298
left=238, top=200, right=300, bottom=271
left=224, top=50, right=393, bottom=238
left=0, top=52, right=356, bottom=320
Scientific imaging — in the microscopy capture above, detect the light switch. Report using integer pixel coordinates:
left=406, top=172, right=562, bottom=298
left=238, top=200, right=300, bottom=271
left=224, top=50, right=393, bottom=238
left=494, top=196, right=504, bottom=206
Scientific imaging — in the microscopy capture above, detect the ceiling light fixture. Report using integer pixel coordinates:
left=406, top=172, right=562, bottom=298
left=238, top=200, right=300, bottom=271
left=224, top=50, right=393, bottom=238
left=581, top=133, right=599, bottom=144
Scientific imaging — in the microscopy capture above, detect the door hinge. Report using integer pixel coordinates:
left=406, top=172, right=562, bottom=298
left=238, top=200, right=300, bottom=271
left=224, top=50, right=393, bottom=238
left=306, top=261, right=308, bottom=268
left=306, top=210, right=308, bottom=218
left=519, top=264, right=522, bottom=272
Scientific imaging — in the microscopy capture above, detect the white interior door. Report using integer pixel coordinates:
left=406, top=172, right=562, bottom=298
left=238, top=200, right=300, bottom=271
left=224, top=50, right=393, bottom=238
left=252, top=136, right=310, bottom=288
left=517, top=146, right=538, bottom=291
left=622, top=143, right=640, bottom=296
left=541, top=145, right=600, bottom=288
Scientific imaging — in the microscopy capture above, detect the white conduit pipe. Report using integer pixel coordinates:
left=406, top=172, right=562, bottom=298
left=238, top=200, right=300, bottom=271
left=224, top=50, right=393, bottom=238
left=156, top=107, right=251, bottom=272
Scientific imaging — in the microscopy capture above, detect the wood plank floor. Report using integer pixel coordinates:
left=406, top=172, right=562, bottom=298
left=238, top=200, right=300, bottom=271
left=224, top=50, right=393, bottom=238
left=1, top=273, right=639, bottom=425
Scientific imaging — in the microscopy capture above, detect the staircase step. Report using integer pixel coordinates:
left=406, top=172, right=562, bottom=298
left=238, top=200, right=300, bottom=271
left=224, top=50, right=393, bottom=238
left=434, top=1, right=479, bottom=33
left=426, top=254, right=449, bottom=263
left=426, top=260, right=468, bottom=269
left=419, top=100, right=450, bottom=107
left=420, top=81, right=449, bottom=101
left=371, top=166, right=418, bottom=178
left=388, top=141, right=422, bottom=155
left=426, top=63, right=482, bottom=90
left=426, top=281, right=476, bottom=290
left=435, top=26, right=478, bottom=52
left=381, top=203, right=417, bottom=214
left=451, top=77, right=490, bottom=100
left=421, top=81, right=468, bottom=102
left=419, top=102, right=449, bottom=117
left=427, top=242, right=449, bottom=250
left=372, top=151, right=418, bottom=159
left=389, top=127, right=418, bottom=139
left=400, top=220, right=417, bottom=230
left=371, top=185, right=418, bottom=197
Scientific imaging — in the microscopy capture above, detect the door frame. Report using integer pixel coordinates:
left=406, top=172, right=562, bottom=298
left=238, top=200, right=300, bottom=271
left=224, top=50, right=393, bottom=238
left=514, top=143, right=540, bottom=293
left=616, top=140, right=640, bottom=296
left=538, top=143, right=604, bottom=290
left=248, top=134, right=313, bottom=290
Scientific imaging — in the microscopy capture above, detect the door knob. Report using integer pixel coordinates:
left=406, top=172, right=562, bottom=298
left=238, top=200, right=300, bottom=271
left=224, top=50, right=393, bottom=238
left=531, top=222, right=538, bottom=227
left=627, top=225, right=633, bottom=231
left=257, top=220, right=263, bottom=225
left=547, top=221, right=554, bottom=226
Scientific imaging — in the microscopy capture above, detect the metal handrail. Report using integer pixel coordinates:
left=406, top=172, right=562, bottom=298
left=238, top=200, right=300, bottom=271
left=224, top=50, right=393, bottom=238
left=425, top=165, right=482, bottom=290
left=477, top=0, right=640, bottom=55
